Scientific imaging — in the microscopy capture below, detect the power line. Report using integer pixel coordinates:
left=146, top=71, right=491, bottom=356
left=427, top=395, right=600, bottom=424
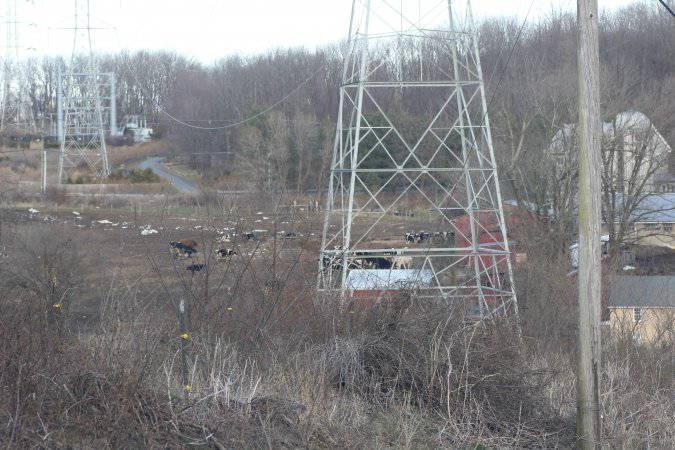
left=117, top=38, right=326, bottom=131
left=656, top=0, right=675, bottom=18
left=157, top=66, right=325, bottom=131
left=484, top=0, right=536, bottom=119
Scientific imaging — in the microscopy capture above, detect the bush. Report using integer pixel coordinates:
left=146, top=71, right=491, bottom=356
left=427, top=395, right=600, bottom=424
left=108, top=168, right=160, bottom=183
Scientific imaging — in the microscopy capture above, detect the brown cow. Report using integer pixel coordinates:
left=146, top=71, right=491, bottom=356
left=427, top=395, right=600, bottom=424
left=179, top=239, right=198, bottom=248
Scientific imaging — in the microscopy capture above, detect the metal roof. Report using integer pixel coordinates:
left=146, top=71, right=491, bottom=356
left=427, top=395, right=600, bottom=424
left=629, top=194, right=675, bottom=223
left=346, top=269, right=433, bottom=291
left=609, top=275, right=675, bottom=308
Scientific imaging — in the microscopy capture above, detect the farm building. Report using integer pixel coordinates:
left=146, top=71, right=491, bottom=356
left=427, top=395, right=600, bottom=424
left=452, top=204, right=541, bottom=271
left=607, top=275, right=675, bottom=345
left=345, top=269, right=433, bottom=307
left=549, top=110, right=674, bottom=196
left=622, top=193, right=675, bottom=249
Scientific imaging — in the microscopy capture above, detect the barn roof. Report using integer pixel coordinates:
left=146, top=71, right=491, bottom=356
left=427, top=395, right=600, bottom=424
left=609, top=275, right=675, bottom=308
left=346, top=269, right=433, bottom=291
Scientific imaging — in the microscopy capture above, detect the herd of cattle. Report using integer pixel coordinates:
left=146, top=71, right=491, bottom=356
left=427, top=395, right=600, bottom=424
left=168, top=230, right=290, bottom=273
left=171, top=228, right=440, bottom=274
left=169, top=238, right=237, bottom=262
left=405, top=230, right=454, bottom=244
left=320, top=230, right=455, bottom=272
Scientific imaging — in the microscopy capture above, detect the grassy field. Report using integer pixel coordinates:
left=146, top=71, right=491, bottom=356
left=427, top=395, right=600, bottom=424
left=0, top=190, right=672, bottom=448
left=0, top=136, right=672, bottom=447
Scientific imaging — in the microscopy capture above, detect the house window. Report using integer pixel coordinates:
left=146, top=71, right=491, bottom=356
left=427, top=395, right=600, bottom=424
left=633, top=307, right=642, bottom=323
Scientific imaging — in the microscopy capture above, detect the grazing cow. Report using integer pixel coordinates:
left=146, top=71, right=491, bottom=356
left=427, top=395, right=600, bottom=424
left=265, top=275, right=282, bottom=291
left=186, top=263, right=207, bottom=273
left=178, top=239, right=198, bottom=248
left=405, top=232, right=416, bottom=243
left=392, top=256, right=413, bottom=269
left=417, top=231, right=431, bottom=243
left=242, top=231, right=255, bottom=241
left=322, top=255, right=343, bottom=271
left=215, top=248, right=237, bottom=260
left=362, top=257, right=392, bottom=269
left=170, top=241, right=197, bottom=258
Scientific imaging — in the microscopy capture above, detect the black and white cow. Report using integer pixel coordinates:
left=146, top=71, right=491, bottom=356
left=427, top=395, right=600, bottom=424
left=170, top=241, right=197, bottom=258
left=215, top=248, right=237, bottom=260
left=417, top=231, right=431, bottom=243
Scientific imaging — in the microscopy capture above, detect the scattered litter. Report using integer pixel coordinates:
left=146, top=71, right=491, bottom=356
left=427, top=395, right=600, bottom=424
left=28, top=208, right=40, bottom=214
left=263, top=216, right=270, bottom=220
left=139, top=224, right=158, bottom=235
left=73, top=211, right=80, bottom=216
left=97, top=220, right=113, bottom=224
left=623, top=265, right=635, bottom=271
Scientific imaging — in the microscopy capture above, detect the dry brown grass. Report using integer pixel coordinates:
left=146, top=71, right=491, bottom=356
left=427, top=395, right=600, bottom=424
left=0, top=201, right=672, bottom=448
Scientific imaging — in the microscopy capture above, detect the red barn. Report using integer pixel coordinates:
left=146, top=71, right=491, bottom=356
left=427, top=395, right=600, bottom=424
left=452, top=204, right=538, bottom=273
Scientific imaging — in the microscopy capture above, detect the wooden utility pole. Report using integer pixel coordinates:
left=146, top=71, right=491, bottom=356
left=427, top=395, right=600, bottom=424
left=576, top=0, right=602, bottom=448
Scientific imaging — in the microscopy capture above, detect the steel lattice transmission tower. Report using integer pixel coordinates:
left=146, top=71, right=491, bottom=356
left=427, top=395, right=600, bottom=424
left=58, top=0, right=114, bottom=183
left=1, top=0, right=34, bottom=134
left=318, top=0, right=518, bottom=320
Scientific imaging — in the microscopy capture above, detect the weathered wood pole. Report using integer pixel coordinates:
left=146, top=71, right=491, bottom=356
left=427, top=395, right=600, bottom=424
left=576, top=0, right=602, bottom=448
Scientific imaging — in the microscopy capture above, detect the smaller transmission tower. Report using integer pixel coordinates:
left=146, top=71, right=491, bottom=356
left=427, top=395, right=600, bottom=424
left=58, top=0, right=112, bottom=182
left=1, top=0, right=34, bottom=134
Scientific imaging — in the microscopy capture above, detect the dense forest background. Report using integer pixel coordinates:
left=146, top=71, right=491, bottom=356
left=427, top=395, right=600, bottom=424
left=13, top=2, right=675, bottom=195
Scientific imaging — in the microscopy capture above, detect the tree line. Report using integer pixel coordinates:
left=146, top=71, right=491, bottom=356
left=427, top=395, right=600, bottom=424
left=3, top=2, right=674, bottom=215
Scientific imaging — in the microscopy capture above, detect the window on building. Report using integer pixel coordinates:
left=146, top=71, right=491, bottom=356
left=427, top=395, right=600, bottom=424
left=633, top=307, right=642, bottom=323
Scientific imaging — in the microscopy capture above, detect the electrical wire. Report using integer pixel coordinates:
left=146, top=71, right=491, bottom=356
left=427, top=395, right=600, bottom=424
left=483, top=0, right=536, bottom=121
left=156, top=66, right=325, bottom=130
left=656, top=0, right=675, bottom=17
left=115, top=27, right=326, bottom=131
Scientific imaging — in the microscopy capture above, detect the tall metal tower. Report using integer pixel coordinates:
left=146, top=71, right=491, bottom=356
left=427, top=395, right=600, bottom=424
left=319, top=0, right=518, bottom=320
left=0, top=0, right=34, bottom=134
left=58, top=0, right=112, bottom=182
